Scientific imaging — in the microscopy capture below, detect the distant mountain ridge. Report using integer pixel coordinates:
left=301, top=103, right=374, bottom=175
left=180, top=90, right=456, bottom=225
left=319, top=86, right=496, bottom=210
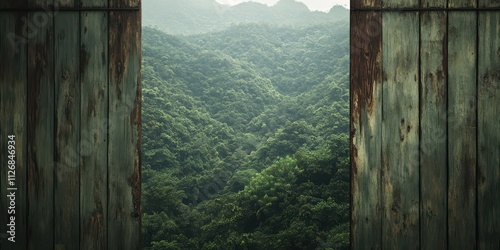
left=143, top=0, right=349, bottom=35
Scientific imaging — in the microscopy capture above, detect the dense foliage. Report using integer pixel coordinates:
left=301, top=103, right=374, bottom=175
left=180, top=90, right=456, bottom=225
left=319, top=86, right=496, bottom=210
left=141, top=9, right=350, bottom=249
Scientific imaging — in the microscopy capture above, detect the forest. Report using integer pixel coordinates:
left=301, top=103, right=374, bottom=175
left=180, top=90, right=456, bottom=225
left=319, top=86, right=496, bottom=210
left=141, top=1, right=350, bottom=249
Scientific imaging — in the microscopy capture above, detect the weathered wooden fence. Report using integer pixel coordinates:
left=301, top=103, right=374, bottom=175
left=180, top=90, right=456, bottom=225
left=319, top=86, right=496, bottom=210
left=0, top=0, right=141, bottom=249
left=351, top=0, right=500, bottom=248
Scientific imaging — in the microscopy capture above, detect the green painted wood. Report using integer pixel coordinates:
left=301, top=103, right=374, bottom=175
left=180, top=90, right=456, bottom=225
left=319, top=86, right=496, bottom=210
left=352, top=0, right=381, bottom=9
left=0, top=0, right=27, bottom=8
left=478, top=11, right=500, bottom=250
left=55, top=0, right=77, bottom=7
left=447, top=11, right=477, bottom=250
left=80, top=11, right=108, bottom=250
left=382, top=11, right=420, bottom=249
left=54, top=12, right=80, bottom=250
left=479, top=0, right=500, bottom=7
left=109, top=0, right=140, bottom=8
left=421, top=0, right=446, bottom=8
left=350, top=11, right=382, bottom=250
left=28, top=0, right=53, bottom=8
left=80, top=0, right=107, bottom=8
left=419, top=11, right=448, bottom=250
left=26, top=11, right=54, bottom=250
left=382, top=0, right=418, bottom=8
left=108, top=11, right=141, bottom=250
left=448, top=0, right=477, bottom=8
left=0, top=12, right=28, bottom=250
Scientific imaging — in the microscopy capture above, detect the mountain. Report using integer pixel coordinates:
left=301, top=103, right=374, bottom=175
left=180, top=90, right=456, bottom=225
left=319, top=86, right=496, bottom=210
left=142, top=0, right=349, bottom=35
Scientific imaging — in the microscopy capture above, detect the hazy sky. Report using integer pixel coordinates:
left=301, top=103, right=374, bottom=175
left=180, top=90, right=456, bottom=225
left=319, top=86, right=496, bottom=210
left=215, top=0, right=350, bottom=12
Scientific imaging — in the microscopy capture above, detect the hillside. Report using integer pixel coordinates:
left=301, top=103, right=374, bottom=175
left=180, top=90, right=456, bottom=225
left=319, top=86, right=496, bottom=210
left=143, top=0, right=349, bottom=35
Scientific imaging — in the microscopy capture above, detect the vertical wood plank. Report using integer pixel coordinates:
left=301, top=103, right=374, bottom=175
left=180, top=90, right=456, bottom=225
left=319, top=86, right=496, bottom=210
left=55, top=0, right=77, bottom=7
left=478, top=11, right=500, bottom=250
left=382, top=0, right=418, bottom=9
left=0, top=12, right=28, bottom=250
left=108, top=10, right=141, bottom=250
left=350, top=10, right=382, bottom=250
left=447, top=11, right=477, bottom=250
left=351, top=0, right=381, bottom=9
left=0, top=0, right=27, bottom=9
left=479, top=0, right=500, bottom=7
left=27, top=11, right=54, bottom=250
left=54, top=12, right=80, bottom=250
left=382, top=11, right=420, bottom=249
left=28, top=0, right=53, bottom=8
left=80, top=11, right=108, bottom=250
left=448, top=0, right=477, bottom=8
left=419, top=11, right=448, bottom=250
left=109, top=0, right=140, bottom=8
left=421, top=0, right=446, bottom=8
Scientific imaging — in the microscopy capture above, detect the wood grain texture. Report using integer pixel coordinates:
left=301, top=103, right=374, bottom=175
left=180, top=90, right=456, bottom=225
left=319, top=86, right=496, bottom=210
left=0, top=0, right=27, bottom=8
left=55, top=0, right=77, bottom=7
left=80, top=11, right=108, bottom=250
left=350, top=11, right=382, bottom=250
left=419, top=11, right=447, bottom=250
left=27, top=11, right=54, bottom=250
left=108, top=11, right=141, bottom=250
left=479, top=0, right=500, bottom=7
left=478, top=11, right=500, bottom=250
left=382, top=0, right=418, bottom=9
left=421, top=0, right=446, bottom=8
left=351, top=0, right=380, bottom=9
left=28, top=0, right=53, bottom=8
left=54, top=12, right=80, bottom=250
left=382, top=11, right=420, bottom=249
left=80, top=0, right=107, bottom=8
left=447, top=11, right=477, bottom=250
left=109, top=0, right=140, bottom=8
left=448, top=0, right=477, bottom=8
left=0, top=12, right=28, bottom=250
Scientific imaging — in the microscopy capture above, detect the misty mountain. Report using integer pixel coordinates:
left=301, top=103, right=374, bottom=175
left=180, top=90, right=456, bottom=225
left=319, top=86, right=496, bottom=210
left=143, top=0, right=349, bottom=35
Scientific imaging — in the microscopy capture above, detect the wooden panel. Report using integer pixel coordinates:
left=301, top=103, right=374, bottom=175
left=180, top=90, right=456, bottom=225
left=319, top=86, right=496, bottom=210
left=0, top=12, right=28, bottom=250
left=478, top=11, right=500, bottom=250
left=350, top=11, right=382, bottom=250
left=55, top=0, right=77, bottom=7
left=479, top=0, right=500, bottom=7
left=447, top=11, right=477, bottom=250
left=54, top=12, right=80, bottom=250
left=382, top=11, right=420, bottom=249
left=351, top=0, right=381, bottom=9
left=382, top=0, right=418, bottom=8
left=419, top=11, right=447, bottom=250
left=28, top=0, right=53, bottom=8
left=80, top=0, right=107, bottom=8
left=110, top=0, right=140, bottom=8
left=421, top=0, right=446, bottom=8
left=108, top=11, right=141, bottom=250
left=448, top=0, right=477, bottom=8
left=0, top=0, right=27, bottom=8
left=27, top=11, right=54, bottom=250
left=80, top=11, right=108, bottom=249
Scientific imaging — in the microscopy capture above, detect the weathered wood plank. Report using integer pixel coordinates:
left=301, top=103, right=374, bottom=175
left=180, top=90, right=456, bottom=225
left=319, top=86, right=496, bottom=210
left=80, top=11, right=108, bottom=250
left=27, top=11, right=54, bottom=250
left=478, top=11, right=500, bottom=250
left=0, top=0, right=27, bottom=9
left=350, top=10, right=382, bottom=250
left=351, top=0, right=380, bottom=9
left=419, top=11, right=448, bottom=250
left=54, top=12, right=80, bottom=250
left=479, top=0, right=500, bottom=7
left=382, top=0, right=418, bottom=9
left=421, top=0, right=446, bottom=8
left=108, top=10, right=141, bottom=250
left=0, top=12, right=28, bottom=250
left=382, top=11, right=420, bottom=249
left=447, top=11, right=477, bottom=250
left=109, top=0, right=140, bottom=8
left=448, top=0, right=477, bottom=8
left=55, top=0, right=77, bottom=7
left=28, top=0, right=53, bottom=8
left=80, top=0, right=107, bottom=8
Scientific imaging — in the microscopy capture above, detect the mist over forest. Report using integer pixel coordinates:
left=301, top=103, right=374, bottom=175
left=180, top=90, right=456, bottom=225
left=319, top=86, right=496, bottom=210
left=141, top=0, right=350, bottom=249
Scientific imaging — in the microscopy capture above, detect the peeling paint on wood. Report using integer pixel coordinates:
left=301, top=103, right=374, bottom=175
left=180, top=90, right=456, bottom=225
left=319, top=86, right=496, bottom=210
left=350, top=10, right=383, bottom=250
left=382, top=11, right=420, bottom=249
left=420, top=11, right=447, bottom=250
left=447, top=11, right=477, bottom=250
left=80, top=11, right=108, bottom=250
left=108, top=10, right=141, bottom=250
left=478, top=11, right=500, bottom=250
left=54, top=12, right=80, bottom=250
